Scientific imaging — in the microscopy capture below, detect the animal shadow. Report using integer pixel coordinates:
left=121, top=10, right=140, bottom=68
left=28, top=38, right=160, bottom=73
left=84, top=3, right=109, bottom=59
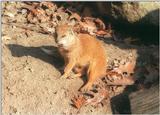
left=7, top=44, right=64, bottom=71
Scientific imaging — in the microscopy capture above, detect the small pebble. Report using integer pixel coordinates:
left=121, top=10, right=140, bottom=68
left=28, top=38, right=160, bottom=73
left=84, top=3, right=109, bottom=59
left=28, top=68, right=34, bottom=72
left=21, top=9, right=27, bottom=15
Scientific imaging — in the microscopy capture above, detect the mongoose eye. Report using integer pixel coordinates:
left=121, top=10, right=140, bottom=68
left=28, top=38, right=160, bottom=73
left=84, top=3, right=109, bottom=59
left=62, top=35, right=66, bottom=38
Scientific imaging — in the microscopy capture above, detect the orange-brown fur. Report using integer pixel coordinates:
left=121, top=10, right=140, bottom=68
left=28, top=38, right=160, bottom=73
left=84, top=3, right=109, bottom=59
left=55, top=24, right=107, bottom=91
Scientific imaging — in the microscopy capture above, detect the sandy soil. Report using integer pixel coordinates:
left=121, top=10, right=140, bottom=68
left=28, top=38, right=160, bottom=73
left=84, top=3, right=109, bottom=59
left=2, top=25, right=114, bottom=114
left=2, top=2, right=159, bottom=115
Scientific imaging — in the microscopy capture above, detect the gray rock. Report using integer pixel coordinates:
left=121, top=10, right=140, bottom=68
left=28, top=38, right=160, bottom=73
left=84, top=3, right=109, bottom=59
left=96, top=2, right=160, bottom=26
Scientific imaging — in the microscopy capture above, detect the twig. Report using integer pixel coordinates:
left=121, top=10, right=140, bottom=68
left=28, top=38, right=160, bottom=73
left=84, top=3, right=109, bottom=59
left=2, top=22, right=54, bottom=35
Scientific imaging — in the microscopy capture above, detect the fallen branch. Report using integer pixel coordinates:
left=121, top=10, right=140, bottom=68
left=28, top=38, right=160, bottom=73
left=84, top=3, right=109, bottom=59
left=2, top=22, right=55, bottom=35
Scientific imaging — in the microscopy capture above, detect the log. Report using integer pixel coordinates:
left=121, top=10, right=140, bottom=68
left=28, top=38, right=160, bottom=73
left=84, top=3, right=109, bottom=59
left=129, top=85, right=159, bottom=114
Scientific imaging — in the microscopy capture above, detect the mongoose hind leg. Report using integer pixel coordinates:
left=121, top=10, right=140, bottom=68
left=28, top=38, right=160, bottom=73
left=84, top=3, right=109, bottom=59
left=80, top=64, right=99, bottom=92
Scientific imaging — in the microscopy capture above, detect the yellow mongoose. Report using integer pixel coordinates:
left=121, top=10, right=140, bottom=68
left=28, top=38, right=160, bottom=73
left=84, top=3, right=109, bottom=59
left=55, top=24, right=107, bottom=91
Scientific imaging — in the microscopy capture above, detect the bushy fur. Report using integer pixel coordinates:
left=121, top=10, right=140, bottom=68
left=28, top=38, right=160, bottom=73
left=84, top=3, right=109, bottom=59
left=56, top=24, right=107, bottom=91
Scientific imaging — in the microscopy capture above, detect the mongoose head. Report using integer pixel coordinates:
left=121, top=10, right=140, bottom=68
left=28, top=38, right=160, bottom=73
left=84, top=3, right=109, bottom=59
left=55, top=24, right=76, bottom=49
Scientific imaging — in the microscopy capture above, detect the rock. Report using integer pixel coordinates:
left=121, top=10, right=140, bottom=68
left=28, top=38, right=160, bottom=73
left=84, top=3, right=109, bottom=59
left=2, top=36, right=11, bottom=40
left=21, top=9, right=27, bottom=15
left=82, top=7, right=93, bottom=17
left=95, top=2, right=160, bottom=26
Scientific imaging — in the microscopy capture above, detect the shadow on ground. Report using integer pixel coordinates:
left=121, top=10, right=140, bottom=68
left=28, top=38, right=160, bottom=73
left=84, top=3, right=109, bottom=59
left=7, top=44, right=64, bottom=70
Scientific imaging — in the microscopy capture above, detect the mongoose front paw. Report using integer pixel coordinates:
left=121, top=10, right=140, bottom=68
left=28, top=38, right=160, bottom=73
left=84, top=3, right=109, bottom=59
left=80, top=83, right=92, bottom=92
left=60, top=74, right=68, bottom=79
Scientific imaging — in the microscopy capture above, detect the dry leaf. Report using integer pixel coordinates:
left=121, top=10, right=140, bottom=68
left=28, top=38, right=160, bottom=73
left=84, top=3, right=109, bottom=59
left=114, top=60, right=136, bottom=75
left=95, top=30, right=112, bottom=38
left=2, top=36, right=11, bottom=40
left=40, top=2, right=56, bottom=9
left=94, top=18, right=106, bottom=30
left=95, top=30, right=108, bottom=35
left=85, top=88, right=109, bottom=106
left=105, top=71, right=135, bottom=85
left=72, top=95, right=86, bottom=109
left=69, top=13, right=81, bottom=21
left=4, top=11, right=15, bottom=17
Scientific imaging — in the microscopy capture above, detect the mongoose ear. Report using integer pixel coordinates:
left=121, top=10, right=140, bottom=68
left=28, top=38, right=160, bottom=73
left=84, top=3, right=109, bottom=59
left=68, top=19, right=76, bottom=26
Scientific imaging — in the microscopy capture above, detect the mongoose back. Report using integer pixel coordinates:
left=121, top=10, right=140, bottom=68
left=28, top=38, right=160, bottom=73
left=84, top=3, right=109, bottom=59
left=55, top=24, right=107, bottom=91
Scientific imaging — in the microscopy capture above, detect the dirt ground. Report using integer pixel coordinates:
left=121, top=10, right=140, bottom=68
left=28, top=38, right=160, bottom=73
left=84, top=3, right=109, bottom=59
left=2, top=2, right=159, bottom=115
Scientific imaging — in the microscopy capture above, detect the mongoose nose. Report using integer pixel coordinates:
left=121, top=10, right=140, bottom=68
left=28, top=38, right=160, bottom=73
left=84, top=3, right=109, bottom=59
left=58, top=43, right=63, bottom=47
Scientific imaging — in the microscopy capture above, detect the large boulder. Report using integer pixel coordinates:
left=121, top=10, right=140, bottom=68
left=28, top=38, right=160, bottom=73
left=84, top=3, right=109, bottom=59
left=95, top=2, right=160, bottom=26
